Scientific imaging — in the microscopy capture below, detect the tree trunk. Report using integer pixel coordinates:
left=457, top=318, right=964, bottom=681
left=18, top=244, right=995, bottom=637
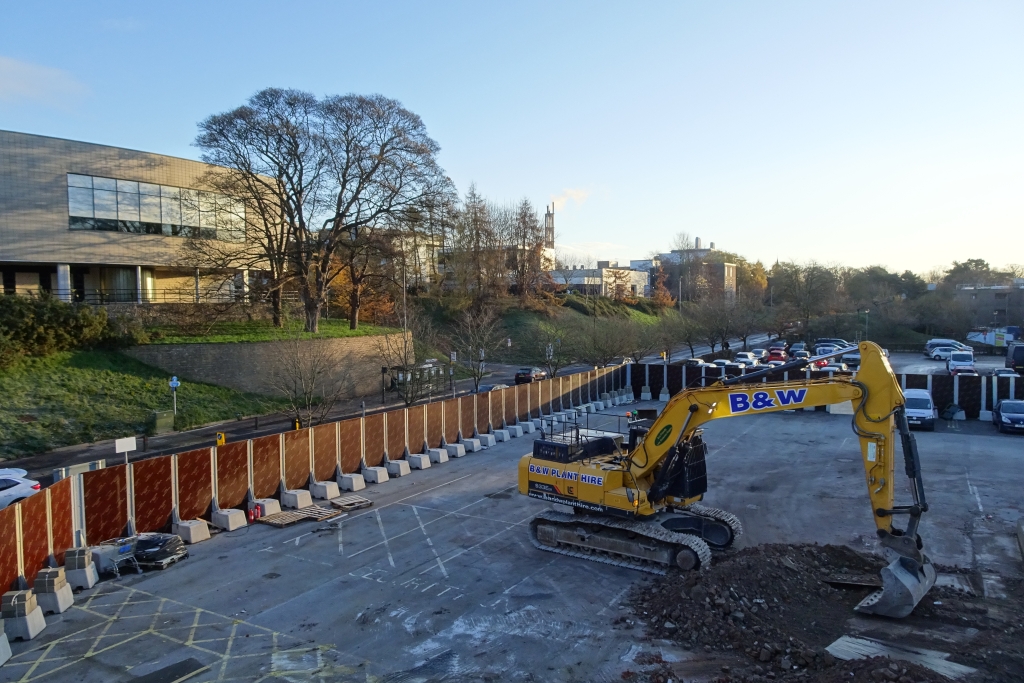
left=304, top=300, right=320, bottom=333
left=270, top=290, right=283, bottom=328
left=349, top=287, right=360, bottom=330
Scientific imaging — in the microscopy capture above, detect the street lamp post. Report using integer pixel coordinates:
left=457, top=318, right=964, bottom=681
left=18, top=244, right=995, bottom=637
left=859, top=308, right=870, bottom=341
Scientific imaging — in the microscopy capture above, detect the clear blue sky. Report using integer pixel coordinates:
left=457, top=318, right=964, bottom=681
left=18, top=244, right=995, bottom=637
left=2, top=2, right=1022, bottom=275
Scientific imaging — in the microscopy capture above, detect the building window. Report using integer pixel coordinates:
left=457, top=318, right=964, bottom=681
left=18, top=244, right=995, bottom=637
left=66, top=174, right=245, bottom=242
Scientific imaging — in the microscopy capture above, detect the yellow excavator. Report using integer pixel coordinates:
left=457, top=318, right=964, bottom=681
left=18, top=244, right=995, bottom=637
left=518, top=341, right=935, bottom=618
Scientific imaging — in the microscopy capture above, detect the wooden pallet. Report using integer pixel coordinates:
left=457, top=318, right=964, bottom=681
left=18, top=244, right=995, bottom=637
left=329, top=495, right=373, bottom=512
left=257, top=505, right=346, bottom=528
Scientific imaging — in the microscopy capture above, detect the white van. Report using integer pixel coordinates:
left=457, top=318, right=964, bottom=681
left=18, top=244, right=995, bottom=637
left=947, top=351, right=975, bottom=374
left=903, top=389, right=936, bottom=431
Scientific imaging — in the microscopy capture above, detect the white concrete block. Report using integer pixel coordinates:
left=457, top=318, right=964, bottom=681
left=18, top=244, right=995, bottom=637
left=445, top=443, right=466, bottom=457
left=339, top=473, right=365, bottom=491
left=658, top=390, right=670, bottom=402
left=282, top=489, right=313, bottom=509
left=386, top=460, right=411, bottom=477
left=172, top=519, right=210, bottom=545
left=641, top=387, right=652, bottom=400
left=408, top=453, right=431, bottom=469
left=519, top=421, right=535, bottom=433
left=580, top=403, right=593, bottom=413
left=212, top=508, right=247, bottom=531
left=531, top=418, right=543, bottom=429
left=66, top=565, right=98, bottom=591
left=594, top=401, right=605, bottom=410
left=428, top=448, right=448, bottom=464
left=508, top=425, right=524, bottom=437
left=493, top=429, right=511, bottom=442
left=600, top=393, right=611, bottom=402
left=562, top=409, right=577, bottom=419
left=979, top=410, right=992, bottom=421
left=478, top=433, right=496, bottom=447
left=310, top=480, right=340, bottom=500
left=256, top=498, right=281, bottom=516
left=461, top=438, right=482, bottom=452
left=954, top=409, right=966, bottom=421
left=363, top=466, right=389, bottom=484
left=37, top=584, right=74, bottom=615
left=3, top=607, right=45, bottom=641
left=0, top=633, right=10, bottom=667
left=827, top=401, right=855, bottom=415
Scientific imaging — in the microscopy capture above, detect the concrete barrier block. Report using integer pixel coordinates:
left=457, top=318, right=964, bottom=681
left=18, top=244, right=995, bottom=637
left=580, top=403, right=593, bottom=413
left=658, top=390, right=670, bottom=402
left=827, top=401, right=855, bottom=415
left=519, top=422, right=535, bottom=433
left=445, top=443, right=466, bottom=457
left=340, top=473, right=365, bottom=491
left=428, top=448, right=448, bottom=464
left=408, top=453, right=431, bottom=469
left=954, top=409, right=966, bottom=420
left=386, top=460, right=411, bottom=477
left=508, top=425, right=524, bottom=437
left=311, top=480, right=340, bottom=500
left=363, top=467, right=389, bottom=484
left=0, top=632, right=10, bottom=667
left=979, top=410, right=992, bottom=421
left=282, top=489, right=313, bottom=509
left=172, top=519, right=211, bottom=545
left=641, top=386, right=652, bottom=400
left=478, top=433, right=496, bottom=447
left=3, top=607, right=45, bottom=641
left=493, top=429, right=511, bottom=442
left=37, top=584, right=73, bottom=615
left=594, top=401, right=605, bottom=410
left=256, top=498, right=281, bottom=517
left=531, top=418, right=542, bottom=429
left=600, top=393, right=611, bottom=402
left=212, top=508, right=247, bottom=531
left=462, top=438, right=482, bottom=452
left=66, top=565, right=99, bottom=591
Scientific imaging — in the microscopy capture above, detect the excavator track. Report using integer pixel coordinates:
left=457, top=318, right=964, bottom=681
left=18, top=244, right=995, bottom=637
left=683, top=503, right=744, bottom=546
left=529, top=509, right=713, bottom=575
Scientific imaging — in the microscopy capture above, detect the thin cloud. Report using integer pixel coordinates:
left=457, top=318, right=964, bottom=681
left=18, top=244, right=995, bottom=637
left=0, top=56, right=88, bottom=109
left=550, top=188, right=589, bottom=211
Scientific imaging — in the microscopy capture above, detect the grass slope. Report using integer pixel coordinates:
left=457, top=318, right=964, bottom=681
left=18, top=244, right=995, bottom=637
left=147, top=318, right=396, bottom=345
left=0, top=351, right=287, bottom=459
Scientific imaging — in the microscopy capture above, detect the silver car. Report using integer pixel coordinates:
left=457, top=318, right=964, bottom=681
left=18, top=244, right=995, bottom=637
left=0, top=468, right=41, bottom=510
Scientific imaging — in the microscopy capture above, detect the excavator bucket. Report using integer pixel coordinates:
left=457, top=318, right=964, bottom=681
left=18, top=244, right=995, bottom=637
left=854, top=555, right=937, bottom=618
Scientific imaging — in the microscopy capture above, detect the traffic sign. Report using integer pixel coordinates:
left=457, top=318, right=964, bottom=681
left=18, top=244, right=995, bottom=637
left=169, top=376, right=181, bottom=389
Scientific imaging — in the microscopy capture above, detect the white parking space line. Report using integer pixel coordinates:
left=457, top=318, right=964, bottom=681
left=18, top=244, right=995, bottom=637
left=397, top=502, right=524, bottom=525
left=412, top=505, right=449, bottom=579
left=375, top=510, right=396, bottom=568
left=424, top=512, right=535, bottom=572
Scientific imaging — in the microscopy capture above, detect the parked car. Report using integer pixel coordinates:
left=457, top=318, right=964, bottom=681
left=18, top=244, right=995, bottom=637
left=903, top=389, right=936, bottom=431
left=814, top=338, right=850, bottom=349
left=992, top=399, right=1024, bottom=434
left=842, top=351, right=861, bottom=369
left=1006, top=342, right=1024, bottom=373
left=929, top=347, right=955, bottom=361
left=791, top=350, right=811, bottom=362
left=814, top=344, right=838, bottom=356
left=788, top=342, right=807, bottom=354
left=684, top=358, right=707, bottom=367
left=476, top=383, right=509, bottom=393
left=816, top=359, right=848, bottom=371
left=765, top=360, right=786, bottom=368
left=946, top=351, right=975, bottom=374
left=514, top=367, right=547, bottom=384
left=0, top=468, right=41, bottom=510
left=992, top=367, right=1021, bottom=378
left=733, top=352, right=759, bottom=366
left=767, top=349, right=788, bottom=362
left=924, top=339, right=971, bottom=356
left=750, top=348, right=768, bottom=360
left=711, top=359, right=731, bottom=367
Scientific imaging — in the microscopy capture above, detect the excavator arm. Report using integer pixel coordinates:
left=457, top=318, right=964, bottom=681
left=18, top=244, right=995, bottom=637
left=518, top=341, right=935, bottom=618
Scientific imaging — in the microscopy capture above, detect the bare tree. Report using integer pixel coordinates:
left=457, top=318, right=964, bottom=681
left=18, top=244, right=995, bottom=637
left=439, top=306, right=508, bottom=391
left=375, top=306, right=438, bottom=405
left=507, top=199, right=547, bottom=302
left=268, top=336, right=350, bottom=427
left=523, top=318, right=577, bottom=376
left=731, top=291, right=767, bottom=350
left=552, top=250, right=581, bottom=293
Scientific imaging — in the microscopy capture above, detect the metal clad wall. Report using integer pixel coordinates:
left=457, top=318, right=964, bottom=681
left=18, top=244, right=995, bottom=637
left=20, top=493, right=49, bottom=587
left=176, top=449, right=213, bottom=521
left=387, top=410, right=407, bottom=459
left=0, top=506, right=17, bottom=591
left=49, top=478, right=73, bottom=566
left=364, top=414, right=385, bottom=467
left=216, top=442, right=250, bottom=510
left=251, top=435, right=282, bottom=499
left=133, top=455, right=174, bottom=533
left=427, top=402, right=444, bottom=448
left=283, top=430, right=311, bottom=490
left=408, top=406, right=426, bottom=454
left=443, top=398, right=460, bottom=443
left=83, top=465, right=128, bottom=544
left=312, top=423, right=338, bottom=481
left=461, top=396, right=476, bottom=438
left=339, top=419, right=362, bottom=473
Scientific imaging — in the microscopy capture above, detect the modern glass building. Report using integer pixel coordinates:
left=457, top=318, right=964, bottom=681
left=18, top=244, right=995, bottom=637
left=0, top=130, right=251, bottom=303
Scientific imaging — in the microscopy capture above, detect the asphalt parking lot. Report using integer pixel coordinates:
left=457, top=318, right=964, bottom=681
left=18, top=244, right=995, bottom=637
left=4, top=402, right=1022, bottom=683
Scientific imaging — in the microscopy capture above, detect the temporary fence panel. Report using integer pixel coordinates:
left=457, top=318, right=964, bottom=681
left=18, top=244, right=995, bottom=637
left=283, top=429, right=311, bottom=491
left=49, top=477, right=74, bottom=566
left=932, top=375, right=955, bottom=412
left=216, top=441, right=250, bottom=510
left=312, top=423, right=339, bottom=481
left=339, top=419, right=363, bottom=473
left=176, top=449, right=213, bottom=521
left=516, top=384, right=530, bottom=422
left=20, top=493, right=49, bottom=587
left=958, top=375, right=982, bottom=419
left=364, top=414, right=385, bottom=468
left=133, top=455, right=174, bottom=533
left=530, top=383, right=542, bottom=418
left=387, top=409, right=407, bottom=459
left=83, top=464, right=128, bottom=545
left=443, top=398, right=460, bottom=444
left=478, top=392, right=492, bottom=435
left=251, top=435, right=282, bottom=499
left=0, top=506, right=17, bottom=590
left=667, top=365, right=683, bottom=397
left=427, top=401, right=444, bottom=448
left=502, top=387, right=516, bottom=427
left=461, top=395, right=476, bottom=438
left=648, top=366, right=664, bottom=399
left=904, top=374, right=928, bottom=390
left=407, top=406, right=426, bottom=454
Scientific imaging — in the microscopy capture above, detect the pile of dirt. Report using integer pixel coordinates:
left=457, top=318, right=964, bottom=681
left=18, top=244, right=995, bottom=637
left=624, top=543, right=1023, bottom=682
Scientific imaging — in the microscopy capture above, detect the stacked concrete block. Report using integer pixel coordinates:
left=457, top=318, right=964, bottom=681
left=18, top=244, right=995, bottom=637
left=493, top=429, right=511, bottom=442
left=461, top=438, right=482, bottom=452
left=172, top=519, right=210, bottom=544
left=520, top=421, right=535, bottom=433
left=64, top=548, right=99, bottom=590
left=407, top=453, right=431, bottom=469
left=282, top=489, right=314, bottom=509
left=35, top=568, right=74, bottom=615
left=212, top=508, right=247, bottom=530
left=640, top=386, right=652, bottom=400
left=531, top=418, right=543, bottom=429
left=256, top=498, right=281, bottom=516
left=340, top=473, right=365, bottom=491
left=478, top=433, right=496, bottom=447
left=427, top=448, right=448, bottom=463
left=311, top=480, right=340, bottom=500
left=1, top=590, right=45, bottom=641
left=508, top=425, right=524, bottom=437
left=445, top=443, right=466, bottom=458
left=363, top=467, right=389, bottom=484
left=386, top=460, right=411, bottom=477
